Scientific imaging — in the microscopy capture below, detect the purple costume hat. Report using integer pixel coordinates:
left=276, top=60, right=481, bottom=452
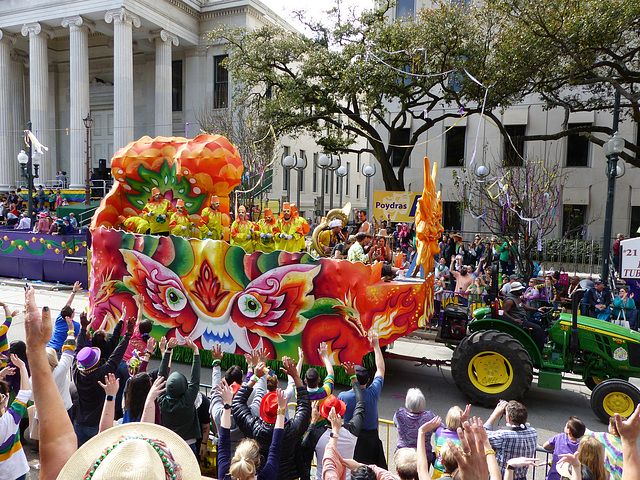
left=77, top=346, right=101, bottom=371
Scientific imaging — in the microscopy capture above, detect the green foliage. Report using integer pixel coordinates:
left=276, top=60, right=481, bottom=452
left=207, top=1, right=529, bottom=191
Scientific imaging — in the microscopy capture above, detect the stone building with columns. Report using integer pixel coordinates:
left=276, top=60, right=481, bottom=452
left=0, top=0, right=298, bottom=192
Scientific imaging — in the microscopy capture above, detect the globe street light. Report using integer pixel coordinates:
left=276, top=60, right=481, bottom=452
left=362, top=163, right=376, bottom=219
left=336, top=165, right=347, bottom=207
left=601, top=107, right=625, bottom=286
left=281, top=153, right=296, bottom=203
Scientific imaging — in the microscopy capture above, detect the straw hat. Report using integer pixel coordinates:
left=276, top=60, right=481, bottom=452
left=57, top=422, right=209, bottom=479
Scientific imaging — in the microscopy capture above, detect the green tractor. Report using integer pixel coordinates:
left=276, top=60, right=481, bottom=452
left=441, top=272, right=640, bottom=423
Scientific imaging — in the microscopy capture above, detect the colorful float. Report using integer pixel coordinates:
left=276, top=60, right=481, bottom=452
left=89, top=135, right=443, bottom=368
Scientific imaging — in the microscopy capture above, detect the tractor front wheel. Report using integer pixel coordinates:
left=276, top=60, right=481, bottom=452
left=451, top=330, right=533, bottom=407
left=591, top=379, right=640, bottom=423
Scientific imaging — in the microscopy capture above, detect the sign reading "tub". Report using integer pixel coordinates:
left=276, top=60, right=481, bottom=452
left=372, top=191, right=423, bottom=222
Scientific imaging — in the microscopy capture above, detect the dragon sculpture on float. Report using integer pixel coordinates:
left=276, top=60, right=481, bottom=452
left=89, top=135, right=443, bottom=366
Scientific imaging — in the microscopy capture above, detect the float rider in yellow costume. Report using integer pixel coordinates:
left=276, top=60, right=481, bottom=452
left=290, top=204, right=309, bottom=252
left=141, top=187, right=175, bottom=236
left=256, top=208, right=277, bottom=253
left=170, top=199, right=197, bottom=238
left=230, top=205, right=255, bottom=253
left=274, top=202, right=303, bottom=253
left=117, top=215, right=150, bottom=234
left=199, top=194, right=223, bottom=240
left=318, top=219, right=344, bottom=255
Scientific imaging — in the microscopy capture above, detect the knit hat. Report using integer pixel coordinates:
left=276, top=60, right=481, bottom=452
left=320, top=395, right=346, bottom=419
left=151, top=187, right=161, bottom=196
left=77, top=347, right=101, bottom=372
left=56, top=422, right=204, bottom=480
left=259, top=391, right=278, bottom=424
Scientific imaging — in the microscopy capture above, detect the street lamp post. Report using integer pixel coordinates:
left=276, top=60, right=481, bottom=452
left=363, top=163, right=376, bottom=218
left=292, top=153, right=307, bottom=209
left=336, top=165, right=347, bottom=207
left=601, top=91, right=625, bottom=286
left=83, top=113, right=93, bottom=205
left=318, top=154, right=341, bottom=211
left=281, top=153, right=296, bottom=202
left=17, top=121, right=34, bottom=222
left=316, top=154, right=331, bottom=216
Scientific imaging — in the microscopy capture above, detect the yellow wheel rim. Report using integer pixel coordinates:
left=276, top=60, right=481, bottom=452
left=603, top=392, right=636, bottom=417
left=468, top=352, right=514, bottom=394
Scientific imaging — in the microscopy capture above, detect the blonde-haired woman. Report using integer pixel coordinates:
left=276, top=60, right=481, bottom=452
left=218, top=379, right=286, bottom=480
left=577, top=436, right=608, bottom=480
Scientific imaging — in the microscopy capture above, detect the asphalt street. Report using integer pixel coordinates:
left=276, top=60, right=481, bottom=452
left=2, top=280, right=635, bottom=479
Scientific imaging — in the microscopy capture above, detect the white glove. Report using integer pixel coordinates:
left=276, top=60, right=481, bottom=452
left=266, top=233, right=272, bottom=240
left=182, top=226, right=187, bottom=231
left=161, top=214, right=166, bottom=220
left=260, top=233, right=266, bottom=239
left=287, top=235, right=293, bottom=240
left=250, top=229, right=254, bottom=234
left=279, top=233, right=286, bottom=239
left=147, top=212, right=153, bottom=217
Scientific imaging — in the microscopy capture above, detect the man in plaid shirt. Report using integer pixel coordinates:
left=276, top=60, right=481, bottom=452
left=484, top=400, right=538, bottom=480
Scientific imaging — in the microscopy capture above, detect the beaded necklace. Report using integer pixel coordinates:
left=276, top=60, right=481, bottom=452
left=83, top=434, right=182, bottom=480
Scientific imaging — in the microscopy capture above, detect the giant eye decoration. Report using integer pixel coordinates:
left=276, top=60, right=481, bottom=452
left=237, top=294, right=263, bottom=318
left=163, top=286, right=187, bottom=311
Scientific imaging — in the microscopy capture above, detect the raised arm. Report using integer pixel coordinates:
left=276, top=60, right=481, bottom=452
left=98, top=373, right=119, bottom=433
left=159, top=337, right=178, bottom=380
left=183, top=337, right=201, bottom=404
left=141, top=376, right=166, bottom=423
left=318, top=341, right=334, bottom=379
left=616, top=403, right=640, bottom=480
left=417, top=416, right=441, bottom=480
left=342, top=362, right=365, bottom=437
left=369, top=330, right=385, bottom=378
left=64, top=281, right=82, bottom=308
left=24, top=287, right=77, bottom=478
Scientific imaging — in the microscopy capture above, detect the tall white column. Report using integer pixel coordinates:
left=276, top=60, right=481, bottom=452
left=105, top=8, right=140, bottom=151
left=0, top=30, right=16, bottom=190
left=62, top=16, right=95, bottom=189
left=10, top=51, right=26, bottom=186
left=151, top=30, right=178, bottom=137
left=21, top=23, right=54, bottom=182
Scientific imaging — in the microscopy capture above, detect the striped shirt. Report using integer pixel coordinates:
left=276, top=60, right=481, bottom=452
left=0, top=390, right=31, bottom=480
left=0, top=315, right=12, bottom=368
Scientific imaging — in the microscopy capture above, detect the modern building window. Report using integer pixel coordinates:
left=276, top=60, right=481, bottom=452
left=442, top=201, right=462, bottom=232
left=346, top=162, right=351, bottom=196
left=172, top=60, right=183, bottom=112
left=445, top=126, right=466, bottom=167
left=631, top=206, right=640, bottom=238
left=324, top=170, right=331, bottom=194
left=562, top=204, right=587, bottom=239
left=213, top=54, right=229, bottom=109
left=357, top=153, right=361, bottom=173
left=356, top=184, right=361, bottom=199
left=503, top=125, right=526, bottom=167
left=312, top=153, right=318, bottom=193
left=392, top=128, right=411, bottom=167
left=282, top=146, right=290, bottom=191
left=566, top=123, right=590, bottom=167
left=396, top=0, right=414, bottom=18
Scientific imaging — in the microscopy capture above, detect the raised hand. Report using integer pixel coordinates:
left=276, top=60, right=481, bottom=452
left=159, top=336, right=168, bottom=355
left=368, top=329, right=380, bottom=348
left=184, top=336, right=199, bottom=353
left=244, top=349, right=258, bottom=367
left=310, top=400, right=320, bottom=424
left=79, top=311, right=90, bottom=329
left=276, top=388, right=288, bottom=409
left=167, top=337, right=178, bottom=349
left=0, top=366, right=16, bottom=379
left=217, top=379, right=234, bottom=405
left=24, top=286, right=52, bottom=349
left=342, top=361, right=356, bottom=378
left=318, top=341, right=329, bottom=359
left=73, top=281, right=82, bottom=292
left=211, top=344, right=224, bottom=362
left=255, top=361, right=267, bottom=378
left=255, top=347, right=269, bottom=365
left=98, top=373, right=119, bottom=396
left=10, top=353, right=25, bottom=370
left=418, top=415, right=442, bottom=434
left=126, top=316, right=136, bottom=335
left=615, top=403, right=640, bottom=444
left=328, top=407, right=342, bottom=433
left=120, top=303, right=127, bottom=321
left=148, top=376, right=167, bottom=401
left=280, top=356, right=297, bottom=377
left=460, top=404, right=472, bottom=423
left=146, top=336, right=157, bottom=354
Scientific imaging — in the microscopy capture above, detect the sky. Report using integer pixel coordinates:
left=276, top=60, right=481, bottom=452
left=264, top=0, right=376, bottom=32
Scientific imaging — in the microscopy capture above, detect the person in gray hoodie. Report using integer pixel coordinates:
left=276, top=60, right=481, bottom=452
left=156, top=336, right=201, bottom=455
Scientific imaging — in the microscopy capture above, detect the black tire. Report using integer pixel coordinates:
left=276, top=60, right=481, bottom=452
left=584, top=376, right=603, bottom=391
left=451, top=329, right=533, bottom=407
left=590, top=379, right=640, bottom=424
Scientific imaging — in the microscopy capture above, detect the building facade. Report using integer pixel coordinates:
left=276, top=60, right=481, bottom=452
left=0, top=0, right=368, bottom=220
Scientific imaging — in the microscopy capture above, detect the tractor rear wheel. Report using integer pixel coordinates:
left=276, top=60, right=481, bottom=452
left=451, top=329, right=533, bottom=407
left=591, top=379, right=640, bottom=423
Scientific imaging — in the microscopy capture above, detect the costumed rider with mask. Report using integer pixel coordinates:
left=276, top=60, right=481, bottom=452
left=199, top=195, right=223, bottom=240
left=141, top=187, right=175, bottom=236
left=274, top=202, right=304, bottom=253
left=256, top=208, right=277, bottom=253
left=170, top=199, right=197, bottom=238
left=291, top=204, right=309, bottom=252
left=318, top=219, right=343, bottom=255
left=501, top=282, right=547, bottom=353
left=230, top=205, right=255, bottom=253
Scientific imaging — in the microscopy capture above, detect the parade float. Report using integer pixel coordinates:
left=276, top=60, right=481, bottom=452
left=88, top=135, right=443, bottom=373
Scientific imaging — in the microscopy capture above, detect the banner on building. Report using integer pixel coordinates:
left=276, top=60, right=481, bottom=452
left=372, top=190, right=422, bottom=223
left=621, top=237, right=640, bottom=279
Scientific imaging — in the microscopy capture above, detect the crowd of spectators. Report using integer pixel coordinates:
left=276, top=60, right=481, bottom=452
left=0, top=187, right=77, bottom=232
left=1, top=285, right=639, bottom=480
